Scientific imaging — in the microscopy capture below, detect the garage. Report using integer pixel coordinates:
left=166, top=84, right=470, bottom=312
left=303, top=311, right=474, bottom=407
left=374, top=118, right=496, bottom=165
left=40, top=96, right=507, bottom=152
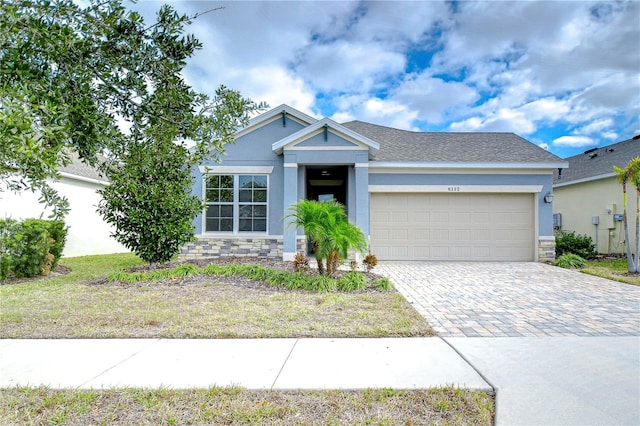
left=370, top=193, right=535, bottom=261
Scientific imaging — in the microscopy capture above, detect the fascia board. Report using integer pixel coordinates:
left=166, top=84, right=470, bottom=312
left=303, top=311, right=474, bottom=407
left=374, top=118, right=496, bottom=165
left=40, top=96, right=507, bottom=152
left=553, top=172, right=615, bottom=188
left=369, top=161, right=568, bottom=169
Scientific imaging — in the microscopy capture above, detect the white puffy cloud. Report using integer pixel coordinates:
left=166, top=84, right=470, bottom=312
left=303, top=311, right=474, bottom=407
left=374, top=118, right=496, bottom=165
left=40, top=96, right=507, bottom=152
left=553, top=136, right=596, bottom=148
left=122, top=0, right=638, bottom=157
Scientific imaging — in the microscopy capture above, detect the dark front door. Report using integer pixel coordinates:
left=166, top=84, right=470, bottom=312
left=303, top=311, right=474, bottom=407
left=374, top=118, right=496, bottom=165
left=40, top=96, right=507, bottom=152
left=305, top=165, right=348, bottom=207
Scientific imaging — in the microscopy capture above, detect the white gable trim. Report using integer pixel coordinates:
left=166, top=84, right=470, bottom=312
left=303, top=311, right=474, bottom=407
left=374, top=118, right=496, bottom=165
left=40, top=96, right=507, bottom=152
left=370, top=161, right=567, bottom=170
left=199, top=166, right=274, bottom=174
left=272, top=118, right=380, bottom=155
left=234, top=104, right=317, bottom=138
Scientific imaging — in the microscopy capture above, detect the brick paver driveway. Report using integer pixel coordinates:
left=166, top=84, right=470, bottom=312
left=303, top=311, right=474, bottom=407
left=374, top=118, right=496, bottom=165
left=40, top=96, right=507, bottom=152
left=378, top=262, right=640, bottom=337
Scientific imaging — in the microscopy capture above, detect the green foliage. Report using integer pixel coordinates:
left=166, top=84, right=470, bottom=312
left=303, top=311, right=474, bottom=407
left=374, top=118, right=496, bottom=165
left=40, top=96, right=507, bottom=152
left=1, top=0, right=265, bottom=224
left=337, top=271, right=368, bottom=292
left=308, top=274, right=338, bottom=292
left=105, top=261, right=394, bottom=293
left=372, top=277, right=393, bottom=291
left=0, top=218, right=68, bottom=280
left=555, top=231, right=597, bottom=260
left=285, top=200, right=367, bottom=276
left=555, top=253, right=587, bottom=269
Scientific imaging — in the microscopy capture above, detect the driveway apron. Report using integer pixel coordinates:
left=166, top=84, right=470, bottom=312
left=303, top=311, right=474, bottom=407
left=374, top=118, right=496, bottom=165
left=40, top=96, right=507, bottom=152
left=378, top=262, right=640, bottom=425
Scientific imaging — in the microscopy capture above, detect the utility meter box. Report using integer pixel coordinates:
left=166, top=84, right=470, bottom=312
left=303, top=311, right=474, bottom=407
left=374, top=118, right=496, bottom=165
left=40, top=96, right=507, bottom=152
left=592, top=216, right=599, bottom=225
left=614, top=214, right=624, bottom=221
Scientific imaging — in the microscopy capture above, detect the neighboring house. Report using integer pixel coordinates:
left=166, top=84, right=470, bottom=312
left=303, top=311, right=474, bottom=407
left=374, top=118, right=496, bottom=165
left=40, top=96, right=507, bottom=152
left=553, top=136, right=640, bottom=254
left=0, top=153, right=127, bottom=257
left=183, top=104, right=565, bottom=263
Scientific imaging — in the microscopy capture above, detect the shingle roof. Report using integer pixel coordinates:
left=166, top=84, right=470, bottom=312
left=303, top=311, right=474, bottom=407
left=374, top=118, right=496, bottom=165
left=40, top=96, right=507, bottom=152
left=58, top=152, right=106, bottom=182
left=341, top=121, right=564, bottom=164
left=553, top=136, right=640, bottom=185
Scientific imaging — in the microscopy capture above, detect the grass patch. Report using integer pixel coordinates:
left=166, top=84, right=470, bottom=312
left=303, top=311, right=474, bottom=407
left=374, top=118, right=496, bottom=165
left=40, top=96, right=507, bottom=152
left=0, top=386, right=494, bottom=426
left=582, top=257, right=640, bottom=286
left=0, top=253, right=433, bottom=338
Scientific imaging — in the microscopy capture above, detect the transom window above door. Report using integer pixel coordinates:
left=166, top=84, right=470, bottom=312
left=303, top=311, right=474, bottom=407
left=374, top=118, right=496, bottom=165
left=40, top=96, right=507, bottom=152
left=204, top=174, right=268, bottom=233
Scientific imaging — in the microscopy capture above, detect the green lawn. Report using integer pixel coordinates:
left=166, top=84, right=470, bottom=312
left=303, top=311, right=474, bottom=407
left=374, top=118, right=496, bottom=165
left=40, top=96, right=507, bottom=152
left=582, top=257, right=640, bottom=286
left=0, top=253, right=433, bottom=338
left=0, top=253, right=496, bottom=424
left=0, top=386, right=494, bottom=426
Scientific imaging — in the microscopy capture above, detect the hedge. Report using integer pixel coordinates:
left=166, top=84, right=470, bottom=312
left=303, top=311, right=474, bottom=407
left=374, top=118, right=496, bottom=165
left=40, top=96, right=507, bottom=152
left=0, top=218, right=68, bottom=280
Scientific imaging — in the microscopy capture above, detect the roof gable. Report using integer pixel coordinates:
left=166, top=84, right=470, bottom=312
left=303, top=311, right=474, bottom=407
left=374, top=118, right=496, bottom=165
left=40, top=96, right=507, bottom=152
left=235, top=104, right=318, bottom=138
left=553, top=136, right=640, bottom=185
left=272, top=118, right=380, bottom=156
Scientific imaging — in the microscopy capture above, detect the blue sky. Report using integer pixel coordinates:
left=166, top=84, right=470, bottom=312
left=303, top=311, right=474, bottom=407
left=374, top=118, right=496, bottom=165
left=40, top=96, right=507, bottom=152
left=131, top=0, right=639, bottom=159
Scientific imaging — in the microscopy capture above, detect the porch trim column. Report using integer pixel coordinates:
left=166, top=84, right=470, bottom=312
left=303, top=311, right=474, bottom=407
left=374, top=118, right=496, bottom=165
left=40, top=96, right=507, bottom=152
left=283, top=161, right=298, bottom=261
left=355, top=162, right=369, bottom=236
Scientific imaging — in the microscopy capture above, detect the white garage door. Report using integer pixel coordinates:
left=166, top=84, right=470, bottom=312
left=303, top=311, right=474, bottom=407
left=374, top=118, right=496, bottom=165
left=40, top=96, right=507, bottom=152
left=370, top=193, right=535, bottom=261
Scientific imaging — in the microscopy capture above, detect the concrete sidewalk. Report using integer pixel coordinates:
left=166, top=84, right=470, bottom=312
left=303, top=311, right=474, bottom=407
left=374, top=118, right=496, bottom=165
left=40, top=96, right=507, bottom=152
left=0, top=337, right=490, bottom=391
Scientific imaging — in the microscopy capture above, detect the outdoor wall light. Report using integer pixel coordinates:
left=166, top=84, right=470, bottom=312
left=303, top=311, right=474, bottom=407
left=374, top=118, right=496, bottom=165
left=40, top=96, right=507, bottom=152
left=544, top=192, right=554, bottom=203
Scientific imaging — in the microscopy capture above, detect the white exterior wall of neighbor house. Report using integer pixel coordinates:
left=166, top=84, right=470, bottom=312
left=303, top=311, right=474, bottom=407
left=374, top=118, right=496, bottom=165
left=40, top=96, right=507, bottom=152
left=0, top=175, right=127, bottom=257
left=553, top=176, right=639, bottom=254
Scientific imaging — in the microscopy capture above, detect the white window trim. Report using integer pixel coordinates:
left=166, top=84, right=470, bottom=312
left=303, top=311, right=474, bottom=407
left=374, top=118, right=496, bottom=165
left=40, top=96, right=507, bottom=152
left=203, top=174, right=269, bottom=235
left=199, top=166, right=274, bottom=175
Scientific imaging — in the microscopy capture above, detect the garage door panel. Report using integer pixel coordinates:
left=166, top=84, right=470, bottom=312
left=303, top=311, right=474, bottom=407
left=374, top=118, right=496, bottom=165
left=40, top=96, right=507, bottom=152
left=371, top=193, right=534, bottom=261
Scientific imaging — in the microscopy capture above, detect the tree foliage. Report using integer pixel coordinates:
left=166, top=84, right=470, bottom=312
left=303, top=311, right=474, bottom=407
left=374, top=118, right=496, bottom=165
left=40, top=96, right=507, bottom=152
left=2, top=0, right=266, bottom=264
left=1, top=0, right=260, bottom=218
left=286, top=200, right=367, bottom=277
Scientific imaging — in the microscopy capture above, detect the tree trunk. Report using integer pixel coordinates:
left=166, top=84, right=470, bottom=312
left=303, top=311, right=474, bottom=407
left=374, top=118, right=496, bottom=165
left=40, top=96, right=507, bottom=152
left=635, top=188, right=639, bottom=273
left=622, top=184, right=636, bottom=272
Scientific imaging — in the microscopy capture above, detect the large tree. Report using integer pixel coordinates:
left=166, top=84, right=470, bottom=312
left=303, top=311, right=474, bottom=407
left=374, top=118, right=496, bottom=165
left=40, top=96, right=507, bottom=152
left=0, top=0, right=255, bottom=218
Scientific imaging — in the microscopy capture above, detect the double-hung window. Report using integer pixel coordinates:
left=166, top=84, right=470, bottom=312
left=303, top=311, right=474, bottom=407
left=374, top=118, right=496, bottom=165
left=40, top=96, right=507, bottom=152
left=204, top=174, right=268, bottom=233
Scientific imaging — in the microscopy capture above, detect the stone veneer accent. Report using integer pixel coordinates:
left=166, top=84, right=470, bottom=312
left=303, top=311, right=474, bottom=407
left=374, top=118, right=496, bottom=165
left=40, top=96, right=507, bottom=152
left=179, top=236, right=310, bottom=260
left=538, top=237, right=556, bottom=263
left=180, top=237, right=284, bottom=260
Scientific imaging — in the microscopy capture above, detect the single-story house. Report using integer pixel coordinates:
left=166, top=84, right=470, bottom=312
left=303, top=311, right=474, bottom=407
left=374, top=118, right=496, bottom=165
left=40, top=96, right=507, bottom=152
left=182, top=104, right=567, bottom=262
left=0, top=153, right=127, bottom=257
left=553, top=136, right=640, bottom=254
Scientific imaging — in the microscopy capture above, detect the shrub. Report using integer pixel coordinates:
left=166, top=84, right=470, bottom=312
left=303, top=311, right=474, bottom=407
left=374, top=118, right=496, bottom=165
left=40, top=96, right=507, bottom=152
left=11, top=219, right=53, bottom=278
left=172, top=264, right=200, bottom=278
left=46, top=220, right=67, bottom=269
left=0, top=219, right=19, bottom=280
left=555, top=253, right=588, bottom=269
left=0, top=218, right=68, bottom=280
left=337, top=271, right=368, bottom=291
left=293, top=252, right=310, bottom=273
left=363, top=253, right=378, bottom=272
left=282, top=272, right=307, bottom=290
left=372, top=277, right=393, bottom=291
left=555, top=231, right=597, bottom=259
left=308, top=274, right=338, bottom=292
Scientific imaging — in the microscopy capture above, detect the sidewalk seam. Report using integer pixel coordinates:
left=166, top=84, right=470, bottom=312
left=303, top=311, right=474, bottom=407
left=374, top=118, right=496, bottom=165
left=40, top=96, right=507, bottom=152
left=77, top=339, right=162, bottom=389
left=440, top=336, right=499, bottom=424
left=270, top=339, right=299, bottom=390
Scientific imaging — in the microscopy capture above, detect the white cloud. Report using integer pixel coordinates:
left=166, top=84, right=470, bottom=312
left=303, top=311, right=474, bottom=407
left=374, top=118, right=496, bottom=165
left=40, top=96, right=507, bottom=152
left=121, top=0, right=638, bottom=157
left=553, top=135, right=595, bottom=148
left=391, top=74, right=479, bottom=123
left=538, top=143, right=549, bottom=150
left=579, top=118, right=614, bottom=134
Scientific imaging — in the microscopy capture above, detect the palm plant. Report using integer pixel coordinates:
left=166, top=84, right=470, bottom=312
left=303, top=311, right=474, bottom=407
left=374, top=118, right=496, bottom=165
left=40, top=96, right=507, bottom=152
left=613, top=160, right=637, bottom=272
left=626, top=157, right=640, bottom=273
left=286, top=199, right=366, bottom=276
